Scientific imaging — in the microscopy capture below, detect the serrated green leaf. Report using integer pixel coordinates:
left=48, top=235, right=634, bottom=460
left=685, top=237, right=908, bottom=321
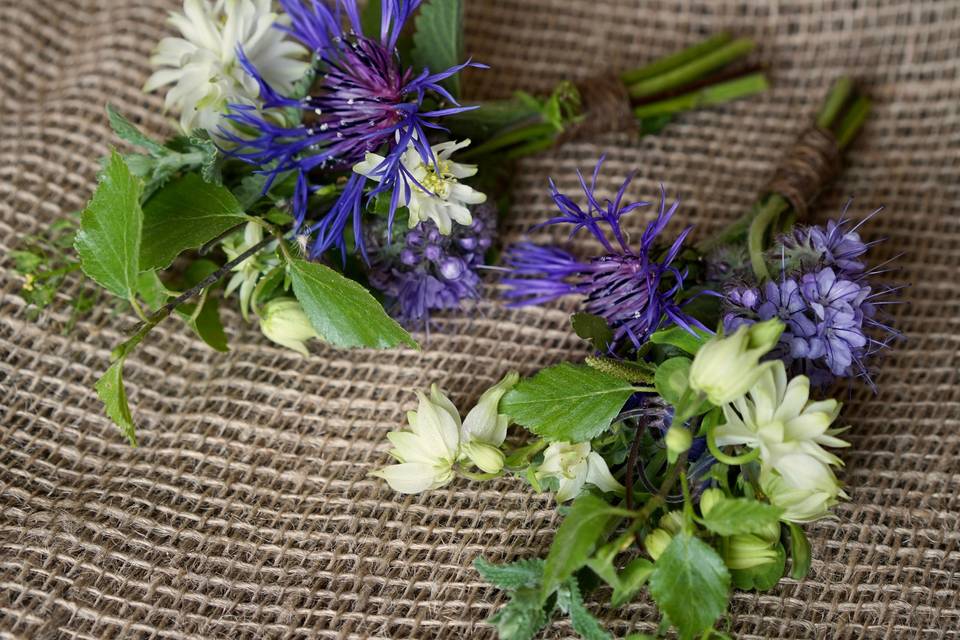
left=106, top=105, right=166, bottom=156
left=541, top=494, right=631, bottom=600
left=611, top=557, right=654, bottom=607
left=289, top=258, right=418, bottom=350
left=701, top=498, right=783, bottom=536
left=502, top=363, right=635, bottom=442
left=475, top=557, right=544, bottom=590
left=558, top=578, right=612, bottom=640
left=787, top=522, right=812, bottom=580
left=140, top=173, right=249, bottom=271
left=653, top=357, right=691, bottom=405
left=488, top=587, right=550, bottom=640
left=571, top=312, right=614, bottom=352
left=412, top=0, right=464, bottom=98
left=75, top=151, right=143, bottom=299
left=94, top=357, right=137, bottom=446
left=730, top=542, right=786, bottom=591
left=648, top=531, right=730, bottom=640
left=649, top=325, right=711, bottom=355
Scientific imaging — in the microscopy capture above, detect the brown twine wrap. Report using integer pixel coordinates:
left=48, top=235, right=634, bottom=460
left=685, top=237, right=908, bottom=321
left=767, top=125, right=842, bottom=219
left=556, top=74, right=636, bottom=144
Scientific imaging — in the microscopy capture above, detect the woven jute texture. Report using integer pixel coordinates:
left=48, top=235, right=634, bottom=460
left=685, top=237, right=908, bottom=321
left=1, top=1, right=959, bottom=638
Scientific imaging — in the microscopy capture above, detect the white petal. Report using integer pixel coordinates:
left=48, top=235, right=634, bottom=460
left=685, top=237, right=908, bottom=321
left=370, top=463, right=447, bottom=494
left=585, top=453, right=624, bottom=495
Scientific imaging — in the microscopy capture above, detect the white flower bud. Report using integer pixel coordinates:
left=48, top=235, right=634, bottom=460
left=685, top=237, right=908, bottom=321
left=461, top=440, right=506, bottom=474
left=664, top=426, right=692, bottom=462
left=461, top=372, right=519, bottom=447
left=723, top=533, right=780, bottom=570
left=689, top=319, right=785, bottom=405
left=258, top=297, right=318, bottom=356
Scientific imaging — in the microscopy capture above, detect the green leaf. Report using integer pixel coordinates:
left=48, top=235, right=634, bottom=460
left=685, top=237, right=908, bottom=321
left=700, top=498, right=784, bottom=536
left=541, top=494, right=630, bottom=599
left=649, top=325, right=711, bottom=355
left=611, top=558, right=654, bottom=606
left=571, top=312, right=613, bottom=352
left=106, top=105, right=166, bottom=156
left=648, top=531, right=731, bottom=640
left=75, top=151, right=143, bottom=299
left=488, top=587, right=550, bottom=640
left=289, top=259, right=418, bottom=350
left=94, top=357, right=137, bottom=446
left=412, top=0, right=464, bottom=98
left=653, top=357, right=691, bottom=405
left=140, top=173, right=248, bottom=271
left=475, top=557, right=544, bottom=590
left=502, top=363, right=636, bottom=442
left=558, top=579, right=612, bottom=640
left=787, top=523, right=812, bottom=580
left=584, top=355, right=655, bottom=384
left=136, top=270, right=172, bottom=311
left=730, top=543, right=786, bottom=591
left=360, top=0, right=381, bottom=37
left=175, top=259, right=228, bottom=352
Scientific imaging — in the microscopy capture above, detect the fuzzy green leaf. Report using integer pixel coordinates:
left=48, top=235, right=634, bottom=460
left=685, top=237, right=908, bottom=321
left=94, top=357, right=137, bottom=446
left=648, top=531, right=730, bottom=640
left=701, top=498, right=784, bottom=536
left=611, top=558, right=654, bottom=607
left=289, top=259, right=418, bottom=350
left=787, top=522, right=812, bottom=580
left=541, top=494, right=630, bottom=600
left=502, top=363, right=636, bottom=442
left=75, top=151, right=143, bottom=299
left=412, top=0, right=464, bottom=98
left=571, top=312, right=614, bottom=352
left=558, top=579, right=612, bottom=640
left=475, top=557, right=544, bottom=590
left=649, top=325, right=711, bottom=355
left=106, top=105, right=166, bottom=155
left=488, top=587, right=550, bottom=640
left=140, top=173, right=248, bottom=271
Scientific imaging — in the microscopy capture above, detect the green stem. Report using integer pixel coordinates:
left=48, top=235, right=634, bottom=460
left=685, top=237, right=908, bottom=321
left=633, top=72, right=768, bottom=120
left=835, top=96, right=871, bottom=149
left=459, top=469, right=503, bottom=482
left=747, top=195, right=789, bottom=280
left=706, top=427, right=761, bottom=466
left=815, top=77, right=854, bottom=129
left=504, top=136, right=557, bottom=160
left=128, top=295, right=149, bottom=323
left=621, top=33, right=733, bottom=86
left=627, top=38, right=755, bottom=99
left=459, top=122, right=556, bottom=160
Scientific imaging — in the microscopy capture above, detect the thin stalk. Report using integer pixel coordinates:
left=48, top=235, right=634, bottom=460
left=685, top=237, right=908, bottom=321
left=620, top=32, right=733, bottom=86
left=816, top=77, right=854, bottom=129
left=707, top=426, right=761, bottom=466
left=459, top=122, right=556, bottom=160
left=747, top=195, right=789, bottom=280
left=627, top=38, right=755, bottom=99
left=835, top=96, right=871, bottom=149
left=633, top=72, right=768, bottom=120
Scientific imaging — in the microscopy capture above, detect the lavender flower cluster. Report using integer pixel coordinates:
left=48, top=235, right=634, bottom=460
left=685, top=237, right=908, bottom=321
left=365, top=203, right=496, bottom=326
left=723, top=214, right=898, bottom=387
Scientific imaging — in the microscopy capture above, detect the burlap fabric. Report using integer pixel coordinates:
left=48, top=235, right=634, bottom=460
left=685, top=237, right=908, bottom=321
left=1, top=1, right=958, bottom=638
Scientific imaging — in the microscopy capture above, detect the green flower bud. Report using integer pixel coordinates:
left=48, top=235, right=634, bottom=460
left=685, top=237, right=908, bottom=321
left=689, top=319, right=785, bottom=405
left=699, top=488, right=725, bottom=517
left=461, top=440, right=506, bottom=474
left=664, top=426, right=692, bottom=463
left=644, top=528, right=672, bottom=561
left=658, top=510, right=685, bottom=535
left=259, top=297, right=318, bottom=356
left=723, top=533, right=780, bottom=570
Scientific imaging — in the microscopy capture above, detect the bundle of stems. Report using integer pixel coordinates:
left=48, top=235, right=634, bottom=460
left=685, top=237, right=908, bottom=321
left=452, top=33, right=769, bottom=160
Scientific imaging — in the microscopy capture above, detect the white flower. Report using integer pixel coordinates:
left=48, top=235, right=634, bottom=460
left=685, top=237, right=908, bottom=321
left=258, top=297, right=317, bottom=356
left=223, top=222, right=280, bottom=320
left=714, top=360, right=849, bottom=522
left=353, top=139, right=487, bottom=234
left=370, top=385, right=461, bottom=494
left=457, top=372, right=518, bottom=473
left=689, top=318, right=784, bottom=405
left=536, top=442, right=623, bottom=502
left=145, top=0, right=308, bottom=134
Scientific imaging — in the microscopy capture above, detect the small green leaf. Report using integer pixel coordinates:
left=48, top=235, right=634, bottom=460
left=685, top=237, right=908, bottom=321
left=175, top=259, right=228, bottom=352
left=412, top=0, right=464, bottom=98
left=488, top=587, right=550, bottom=640
left=700, top=498, right=783, bottom=536
left=94, top=357, right=137, bottom=446
left=648, top=531, right=731, bottom=640
left=541, top=494, right=630, bottom=600
left=475, top=557, right=544, bottom=590
left=610, top=558, right=654, bottom=606
left=787, top=522, right=812, bottom=580
left=558, top=578, right=612, bottom=640
left=502, top=363, right=636, bottom=443
left=654, top=357, right=691, bottom=405
left=730, top=543, right=786, bottom=591
left=136, top=271, right=172, bottom=311
left=289, top=259, right=418, bottom=350
left=106, top=105, right=166, bottom=155
left=571, top=312, right=613, bottom=352
left=140, top=173, right=249, bottom=271
left=649, top=325, right=711, bottom=355
left=75, top=151, right=143, bottom=299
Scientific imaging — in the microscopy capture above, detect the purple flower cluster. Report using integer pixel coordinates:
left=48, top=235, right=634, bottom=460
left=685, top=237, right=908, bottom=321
left=723, top=214, right=898, bottom=388
left=224, top=0, right=480, bottom=259
left=365, top=203, right=496, bottom=326
left=501, top=157, right=706, bottom=350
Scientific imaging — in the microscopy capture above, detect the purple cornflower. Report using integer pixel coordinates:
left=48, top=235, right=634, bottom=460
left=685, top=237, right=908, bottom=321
left=724, top=214, right=899, bottom=388
left=365, top=203, right=496, bottom=326
left=501, top=157, right=707, bottom=349
left=224, top=0, right=481, bottom=259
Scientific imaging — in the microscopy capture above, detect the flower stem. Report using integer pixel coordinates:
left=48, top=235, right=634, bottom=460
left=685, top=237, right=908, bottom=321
left=459, top=122, right=556, bottom=160
left=816, top=77, right=854, bottom=129
left=706, top=426, right=761, bottom=465
left=620, top=33, right=733, bottom=86
left=835, top=95, right=871, bottom=149
left=633, top=72, right=768, bottom=120
left=626, top=38, right=755, bottom=99
left=747, top=194, right=789, bottom=280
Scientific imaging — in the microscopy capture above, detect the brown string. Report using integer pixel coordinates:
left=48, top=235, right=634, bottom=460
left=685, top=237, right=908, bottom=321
left=767, top=126, right=842, bottom=220
left=556, top=74, right=636, bottom=144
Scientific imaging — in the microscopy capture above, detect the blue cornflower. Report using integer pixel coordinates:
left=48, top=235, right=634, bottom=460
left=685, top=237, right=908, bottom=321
left=365, top=203, right=496, bottom=326
left=723, top=214, right=900, bottom=388
left=501, top=157, right=707, bottom=349
left=224, top=0, right=481, bottom=259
